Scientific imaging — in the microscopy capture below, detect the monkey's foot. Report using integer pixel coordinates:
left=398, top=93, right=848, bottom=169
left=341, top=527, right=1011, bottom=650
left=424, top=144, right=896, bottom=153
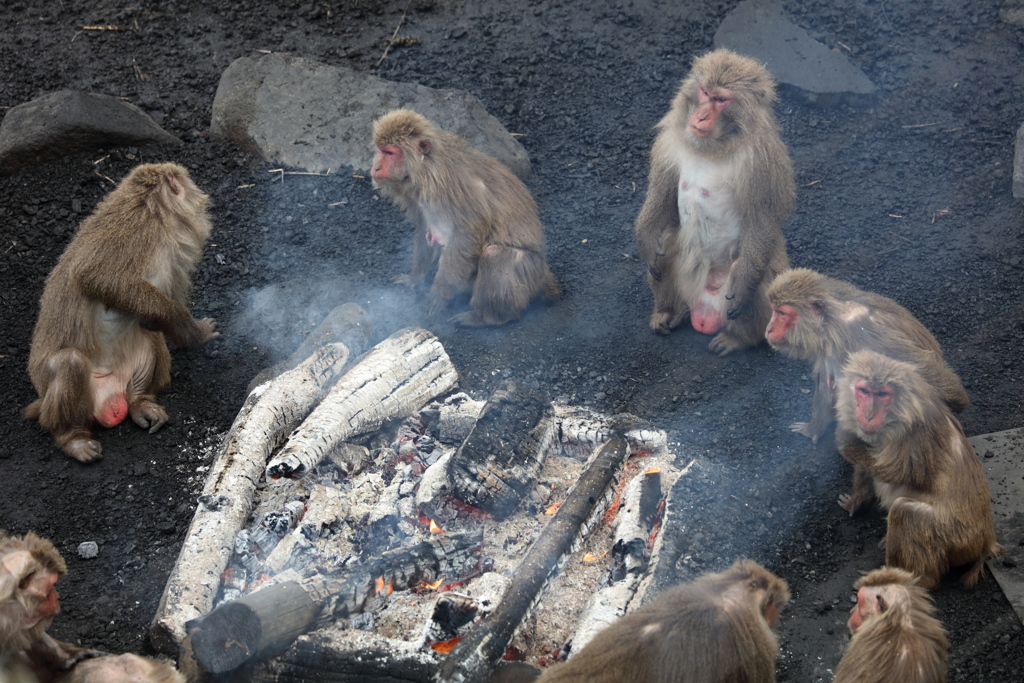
left=649, top=311, right=686, bottom=335
left=65, top=437, right=102, bottom=463
left=393, top=273, right=423, bottom=287
left=130, top=401, right=168, bottom=434
left=790, top=421, right=822, bottom=443
left=450, top=310, right=506, bottom=327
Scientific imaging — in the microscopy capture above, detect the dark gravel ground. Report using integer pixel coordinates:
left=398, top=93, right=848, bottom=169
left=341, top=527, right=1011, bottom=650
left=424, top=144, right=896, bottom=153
left=1, top=1, right=1023, bottom=680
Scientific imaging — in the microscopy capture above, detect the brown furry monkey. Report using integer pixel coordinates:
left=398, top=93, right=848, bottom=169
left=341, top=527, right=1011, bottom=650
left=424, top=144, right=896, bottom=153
left=634, top=49, right=794, bottom=355
left=61, top=654, right=185, bottom=683
left=371, top=109, right=558, bottom=326
left=766, top=268, right=968, bottom=443
left=25, top=163, right=218, bottom=463
left=834, top=567, right=949, bottom=683
left=527, top=559, right=789, bottom=682
left=0, top=531, right=102, bottom=682
left=835, top=351, right=997, bottom=589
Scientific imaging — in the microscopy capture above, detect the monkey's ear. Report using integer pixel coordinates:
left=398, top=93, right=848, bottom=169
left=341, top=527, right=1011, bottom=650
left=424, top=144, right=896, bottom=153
left=418, top=138, right=433, bottom=157
left=876, top=594, right=889, bottom=613
left=810, top=299, right=827, bottom=318
left=166, top=172, right=183, bottom=196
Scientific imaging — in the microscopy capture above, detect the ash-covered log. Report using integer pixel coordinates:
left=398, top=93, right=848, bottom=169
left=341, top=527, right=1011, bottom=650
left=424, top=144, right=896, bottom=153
left=151, top=304, right=370, bottom=654
left=436, top=437, right=629, bottom=683
left=266, top=327, right=459, bottom=480
left=567, top=467, right=666, bottom=653
left=187, top=532, right=483, bottom=675
left=446, top=380, right=555, bottom=518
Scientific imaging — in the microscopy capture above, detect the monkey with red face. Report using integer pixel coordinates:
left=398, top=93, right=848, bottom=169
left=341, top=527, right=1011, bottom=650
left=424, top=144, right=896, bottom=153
left=371, top=109, right=557, bottom=326
left=634, top=49, right=794, bottom=355
left=835, top=351, right=997, bottom=589
left=834, top=567, right=948, bottom=683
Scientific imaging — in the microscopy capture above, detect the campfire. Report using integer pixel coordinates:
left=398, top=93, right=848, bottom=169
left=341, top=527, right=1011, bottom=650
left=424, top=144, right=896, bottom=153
left=150, top=304, right=681, bottom=682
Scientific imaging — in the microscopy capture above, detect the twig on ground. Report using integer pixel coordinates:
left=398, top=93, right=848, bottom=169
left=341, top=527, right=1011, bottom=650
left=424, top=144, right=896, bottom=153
left=377, top=1, right=413, bottom=67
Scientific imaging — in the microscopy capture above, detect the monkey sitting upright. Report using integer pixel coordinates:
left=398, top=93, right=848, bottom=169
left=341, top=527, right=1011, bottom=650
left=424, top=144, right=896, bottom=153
left=24, top=163, right=219, bottom=463
left=835, top=350, right=998, bottom=589
left=634, top=49, right=795, bottom=355
left=370, top=109, right=558, bottom=327
left=522, top=559, right=789, bottom=683
left=834, top=567, right=949, bottom=683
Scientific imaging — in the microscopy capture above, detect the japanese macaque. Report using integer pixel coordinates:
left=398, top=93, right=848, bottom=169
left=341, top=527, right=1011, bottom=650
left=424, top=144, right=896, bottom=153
left=25, top=163, right=218, bottom=462
left=835, top=351, right=998, bottom=589
left=765, top=268, right=968, bottom=443
left=834, top=567, right=949, bottom=683
left=634, top=49, right=794, bottom=355
left=0, top=531, right=97, bottom=681
left=0, top=531, right=183, bottom=683
left=61, top=654, right=185, bottom=683
left=526, top=559, right=789, bottom=682
left=370, top=109, right=558, bottom=326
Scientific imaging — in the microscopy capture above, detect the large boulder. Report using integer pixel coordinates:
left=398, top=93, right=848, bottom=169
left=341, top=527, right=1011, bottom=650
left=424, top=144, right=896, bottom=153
left=0, top=90, right=181, bottom=174
left=210, top=53, right=531, bottom=178
left=714, top=0, right=877, bottom=107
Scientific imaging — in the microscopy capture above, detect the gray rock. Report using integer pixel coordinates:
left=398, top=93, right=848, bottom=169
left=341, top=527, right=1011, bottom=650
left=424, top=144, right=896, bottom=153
left=1014, top=121, right=1024, bottom=199
left=211, top=53, right=531, bottom=178
left=714, top=0, right=876, bottom=107
left=1001, top=0, right=1024, bottom=27
left=0, top=90, right=181, bottom=174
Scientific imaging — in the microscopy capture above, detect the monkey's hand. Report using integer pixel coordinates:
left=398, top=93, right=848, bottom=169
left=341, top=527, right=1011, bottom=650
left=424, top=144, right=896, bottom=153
left=637, top=238, right=664, bottom=281
left=26, top=633, right=106, bottom=672
left=167, top=317, right=219, bottom=347
left=838, top=492, right=867, bottom=517
left=790, top=421, right=820, bottom=443
left=394, top=273, right=423, bottom=287
left=428, top=291, right=450, bottom=316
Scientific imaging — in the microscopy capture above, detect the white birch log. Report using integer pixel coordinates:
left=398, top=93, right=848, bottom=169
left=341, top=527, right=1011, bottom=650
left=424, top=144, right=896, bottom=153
left=150, top=342, right=356, bottom=654
left=265, top=328, right=459, bottom=481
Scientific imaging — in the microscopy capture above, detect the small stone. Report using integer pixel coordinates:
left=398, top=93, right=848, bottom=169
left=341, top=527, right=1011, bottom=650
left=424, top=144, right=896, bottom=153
left=77, top=541, right=99, bottom=559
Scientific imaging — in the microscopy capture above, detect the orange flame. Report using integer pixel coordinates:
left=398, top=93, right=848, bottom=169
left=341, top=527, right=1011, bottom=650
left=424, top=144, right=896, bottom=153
left=583, top=549, right=609, bottom=562
left=545, top=501, right=562, bottom=515
left=375, top=576, right=385, bottom=593
left=431, top=636, right=463, bottom=653
left=429, top=519, right=445, bottom=534
left=418, top=578, right=444, bottom=590
left=644, top=467, right=660, bottom=474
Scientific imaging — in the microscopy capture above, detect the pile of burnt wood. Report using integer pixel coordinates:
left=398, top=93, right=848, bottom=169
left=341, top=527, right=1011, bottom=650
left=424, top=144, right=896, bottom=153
left=149, top=304, right=680, bottom=683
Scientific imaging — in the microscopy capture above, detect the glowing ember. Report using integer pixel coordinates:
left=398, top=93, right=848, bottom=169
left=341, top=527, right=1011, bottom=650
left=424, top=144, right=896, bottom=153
left=544, top=501, right=561, bottom=515
left=429, top=519, right=445, bottom=534
left=430, top=636, right=463, bottom=653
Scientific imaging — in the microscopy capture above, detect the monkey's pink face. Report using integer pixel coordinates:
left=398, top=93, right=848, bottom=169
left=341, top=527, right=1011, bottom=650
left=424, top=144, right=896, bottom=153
left=1, top=550, right=61, bottom=628
left=690, top=86, right=732, bottom=138
left=847, top=587, right=885, bottom=633
left=371, top=145, right=405, bottom=183
left=765, top=305, right=797, bottom=347
left=852, top=380, right=892, bottom=435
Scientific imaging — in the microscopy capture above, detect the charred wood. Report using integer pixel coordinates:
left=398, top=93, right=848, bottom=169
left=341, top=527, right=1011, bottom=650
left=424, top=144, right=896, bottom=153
left=446, top=380, right=555, bottom=519
left=151, top=338, right=363, bottom=654
left=266, top=328, right=459, bottom=480
left=436, top=437, right=629, bottom=683
left=552, top=405, right=666, bottom=459
left=188, top=532, right=482, bottom=675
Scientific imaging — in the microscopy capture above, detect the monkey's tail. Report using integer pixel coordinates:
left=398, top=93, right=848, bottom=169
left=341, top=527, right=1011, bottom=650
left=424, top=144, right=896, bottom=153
left=542, top=272, right=560, bottom=302
left=23, top=399, right=42, bottom=421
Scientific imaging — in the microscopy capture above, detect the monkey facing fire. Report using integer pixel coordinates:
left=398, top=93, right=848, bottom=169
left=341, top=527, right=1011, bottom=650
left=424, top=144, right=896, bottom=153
left=25, top=163, right=218, bottom=463
left=835, top=351, right=997, bottom=589
left=526, top=559, right=789, bottom=683
left=634, top=49, right=794, bottom=355
left=834, top=567, right=949, bottom=683
left=765, top=268, right=968, bottom=443
left=370, top=109, right=558, bottom=326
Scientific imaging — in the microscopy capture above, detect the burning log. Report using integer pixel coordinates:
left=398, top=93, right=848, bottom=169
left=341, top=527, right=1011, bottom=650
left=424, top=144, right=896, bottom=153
left=187, top=532, right=483, bottom=675
left=266, top=328, right=459, bottom=480
left=447, top=380, right=556, bottom=518
left=567, top=467, right=666, bottom=653
left=436, top=437, right=630, bottom=683
left=150, top=320, right=369, bottom=654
